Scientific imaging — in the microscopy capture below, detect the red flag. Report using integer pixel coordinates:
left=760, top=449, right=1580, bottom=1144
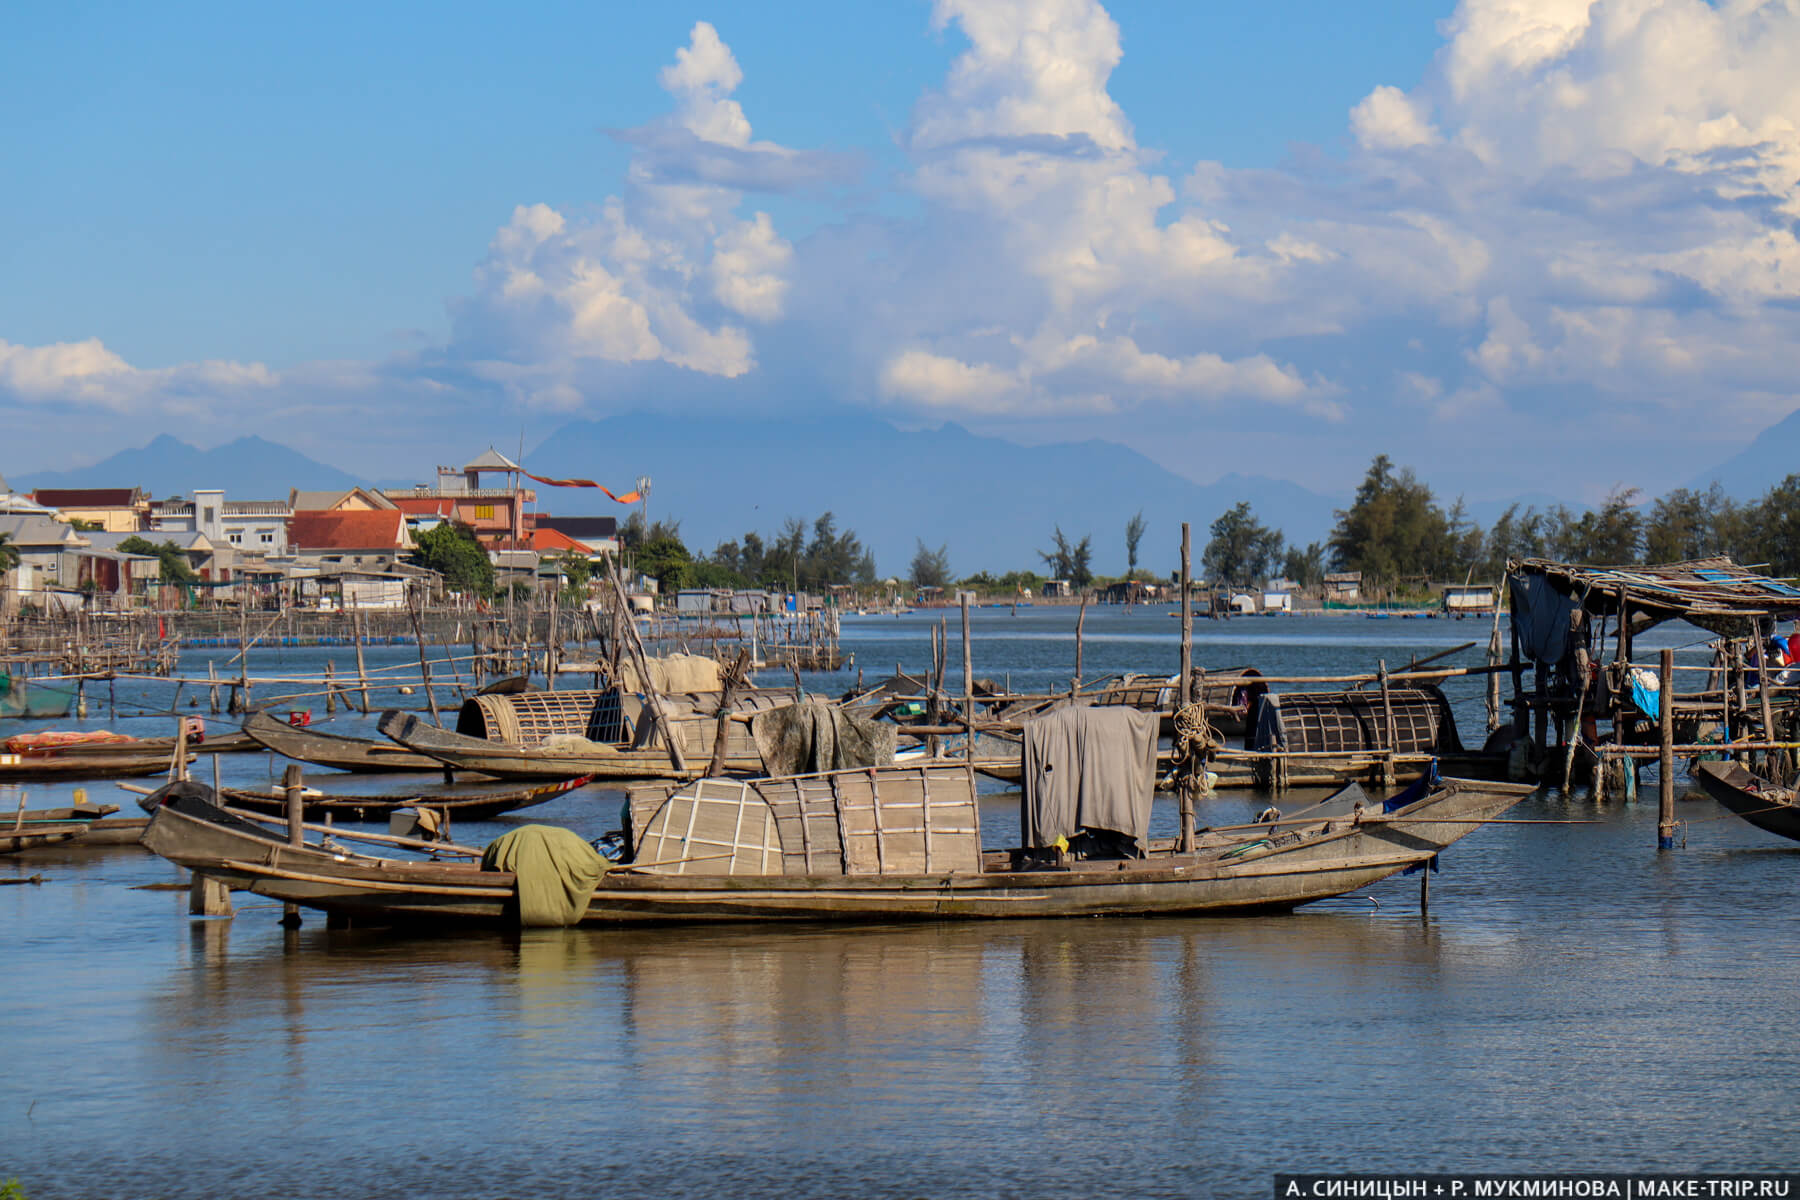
left=518, top=470, right=641, bottom=504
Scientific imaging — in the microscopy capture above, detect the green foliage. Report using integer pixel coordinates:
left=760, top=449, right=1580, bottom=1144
left=633, top=534, right=694, bottom=594
left=707, top=512, right=876, bottom=591
left=1, top=1177, right=26, bottom=1200
left=1282, top=541, right=1327, bottom=588
left=1124, top=510, right=1147, bottom=576
left=68, top=518, right=104, bottom=532
left=1038, top=526, right=1093, bottom=589
left=411, top=522, right=494, bottom=597
left=1554, top=487, right=1643, bottom=564
left=116, top=535, right=199, bottom=584
left=909, top=540, right=952, bottom=590
left=1202, top=502, right=1284, bottom=587
left=955, top=568, right=1045, bottom=596
left=0, top=532, right=19, bottom=573
left=1328, top=456, right=1454, bottom=586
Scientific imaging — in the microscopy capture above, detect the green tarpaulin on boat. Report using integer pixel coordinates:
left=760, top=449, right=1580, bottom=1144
left=480, top=825, right=605, bottom=927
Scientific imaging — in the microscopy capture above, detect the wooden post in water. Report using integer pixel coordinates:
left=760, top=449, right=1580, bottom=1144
left=1486, top=605, right=1502, bottom=733
left=1073, top=596, right=1086, bottom=692
left=927, top=622, right=943, bottom=760
left=235, top=602, right=250, bottom=714
left=1509, top=608, right=1526, bottom=736
left=406, top=589, right=443, bottom=728
left=1378, top=659, right=1398, bottom=791
left=1754, top=631, right=1778, bottom=778
left=170, top=715, right=190, bottom=783
left=961, top=594, right=974, bottom=761
left=352, top=603, right=371, bottom=713
left=325, top=660, right=337, bottom=715
left=281, top=763, right=305, bottom=927
left=187, top=746, right=234, bottom=919
left=1178, top=523, right=1193, bottom=710
left=546, top=594, right=560, bottom=692
left=1731, top=640, right=1751, bottom=766
left=1177, top=523, right=1195, bottom=852
left=1658, top=648, right=1676, bottom=851
left=207, top=661, right=220, bottom=715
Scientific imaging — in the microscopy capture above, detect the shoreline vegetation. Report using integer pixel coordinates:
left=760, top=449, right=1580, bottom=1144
left=610, top=454, right=1800, bottom=605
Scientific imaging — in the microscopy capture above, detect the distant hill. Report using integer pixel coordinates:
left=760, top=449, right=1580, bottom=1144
left=10, top=434, right=362, bottom=500
left=1688, top=406, right=1800, bottom=497
left=524, top=412, right=1341, bottom=577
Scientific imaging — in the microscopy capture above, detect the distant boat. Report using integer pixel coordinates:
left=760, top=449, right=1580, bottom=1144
left=220, top=775, right=590, bottom=822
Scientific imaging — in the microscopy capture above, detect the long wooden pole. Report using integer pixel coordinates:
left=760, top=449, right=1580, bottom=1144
left=1178, top=523, right=1192, bottom=709
left=961, top=594, right=975, bottom=762
left=1178, top=523, right=1194, bottom=852
left=280, top=762, right=306, bottom=928
left=352, top=602, right=370, bottom=713
left=1072, top=595, right=1088, bottom=692
left=610, top=565, right=687, bottom=772
left=1658, top=648, right=1676, bottom=851
left=406, top=588, right=443, bottom=728
left=1754, top=633, right=1778, bottom=777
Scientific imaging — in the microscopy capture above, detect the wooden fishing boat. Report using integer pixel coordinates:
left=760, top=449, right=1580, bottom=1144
left=242, top=709, right=439, bottom=774
left=138, top=769, right=1535, bottom=928
left=0, top=804, right=148, bottom=851
left=0, top=748, right=191, bottom=781
left=378, top=710, right=762, bottom=782
left=1691, top=760, right=1800, bottom=843
left=219, top=774, right=592, bottom=822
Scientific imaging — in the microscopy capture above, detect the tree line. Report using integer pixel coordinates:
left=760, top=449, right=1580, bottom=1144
left=1204, top=455, right=1800, bottom=592
left=603, top=455, right=1800, bottom=598
left=625, top=511, right=878, bottom=595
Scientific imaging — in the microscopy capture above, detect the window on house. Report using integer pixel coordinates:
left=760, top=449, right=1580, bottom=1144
left=474, top=504, right=496, bottom=521
left=228, top=533, right=242, bottom=544
left=260, top=532, right=274, bottom=544
left=202, top=507, right=215, bottom=525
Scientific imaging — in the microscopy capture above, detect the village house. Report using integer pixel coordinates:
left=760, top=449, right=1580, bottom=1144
left=31, top=487, right=149, bottom=532
left=287, top=509, right=412, bottom=573
left=382, top=449, right=535, bottom=548
left=149, top=490, right=293, bottom=558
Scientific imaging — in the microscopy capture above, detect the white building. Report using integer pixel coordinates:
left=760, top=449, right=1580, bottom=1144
left=150, top=490, right=291, bottom=558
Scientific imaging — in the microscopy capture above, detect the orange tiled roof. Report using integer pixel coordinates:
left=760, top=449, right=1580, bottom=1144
left=288, top=509, right=408, bottom=552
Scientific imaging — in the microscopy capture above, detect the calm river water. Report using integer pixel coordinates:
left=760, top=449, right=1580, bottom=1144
left=3, top=609, right=1797, bottom=1198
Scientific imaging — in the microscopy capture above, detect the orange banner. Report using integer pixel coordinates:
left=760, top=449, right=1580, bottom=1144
left=518, top=471, right=641, bottom=504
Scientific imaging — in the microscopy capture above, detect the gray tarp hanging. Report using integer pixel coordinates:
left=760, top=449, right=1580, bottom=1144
left=750, top=699, right=897, bottom=776
left=1508, top=574, right=1578, bottom=666
left=1020, top=707, right=1159, bottom=854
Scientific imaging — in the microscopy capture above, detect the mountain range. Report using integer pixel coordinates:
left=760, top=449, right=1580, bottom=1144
left=9, top=404, right=1800, bottom=574
left=1687, top=407, right=1800, bottom=497
left=521, top=412, right=1338, bottom=576
left=9, top=434, right=363, bottom=498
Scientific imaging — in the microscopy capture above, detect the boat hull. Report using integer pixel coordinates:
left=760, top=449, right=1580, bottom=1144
left=1692, top=760, right=1800, bottom=843
left=242, top=710, right=441, bottom=774
left=140, top=776, right=1534, bottom=927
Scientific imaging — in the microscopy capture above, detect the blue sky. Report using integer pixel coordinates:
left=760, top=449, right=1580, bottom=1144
left=4, top=0, right=1796, bottom=506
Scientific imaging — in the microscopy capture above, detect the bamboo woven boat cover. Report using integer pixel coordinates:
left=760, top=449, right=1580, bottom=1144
left=455, top=691, right=609, bottom=746
left=636, top=765, right=981, bottom=877
left=635, top=780, right=785, bottom=875
left=1250, top=686, right=1462, bottom=755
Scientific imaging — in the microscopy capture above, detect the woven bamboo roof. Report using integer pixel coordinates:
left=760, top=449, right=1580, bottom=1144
left=1507, top=557, right=1800, bottom=632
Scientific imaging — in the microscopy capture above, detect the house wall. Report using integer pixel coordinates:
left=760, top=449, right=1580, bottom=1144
left=56, top=506, right=142, bottom=533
